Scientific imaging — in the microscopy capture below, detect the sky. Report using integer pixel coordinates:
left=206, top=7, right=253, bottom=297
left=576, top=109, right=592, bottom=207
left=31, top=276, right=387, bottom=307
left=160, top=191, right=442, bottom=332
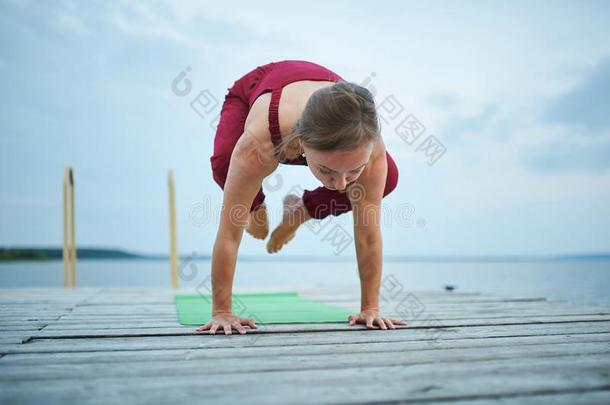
left=1, top=0, right=609, bottom=257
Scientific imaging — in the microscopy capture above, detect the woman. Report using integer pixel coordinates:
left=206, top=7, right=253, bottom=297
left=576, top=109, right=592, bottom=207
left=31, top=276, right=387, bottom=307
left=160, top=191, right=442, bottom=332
left=197, top=60, right=407, bottom=335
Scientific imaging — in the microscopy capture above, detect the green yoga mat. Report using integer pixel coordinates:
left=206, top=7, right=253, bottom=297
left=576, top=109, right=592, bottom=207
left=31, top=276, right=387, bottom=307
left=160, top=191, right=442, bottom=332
left=175, top=291, right=353, bottom=325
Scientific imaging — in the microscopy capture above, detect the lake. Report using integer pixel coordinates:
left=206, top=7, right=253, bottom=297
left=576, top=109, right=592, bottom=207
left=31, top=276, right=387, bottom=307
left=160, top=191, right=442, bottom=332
left=1, top=259, right=609, bottom=307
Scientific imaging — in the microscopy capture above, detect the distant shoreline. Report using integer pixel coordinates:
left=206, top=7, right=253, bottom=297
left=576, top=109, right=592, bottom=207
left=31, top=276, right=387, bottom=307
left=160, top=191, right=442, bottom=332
left=1, top=247, right=609, bottom=263
left=0, top=247, right=168, bottom=262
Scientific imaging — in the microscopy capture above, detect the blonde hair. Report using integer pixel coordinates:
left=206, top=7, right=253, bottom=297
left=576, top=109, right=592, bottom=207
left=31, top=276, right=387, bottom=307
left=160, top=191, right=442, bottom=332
left=273, top=81, right=380, bottom=161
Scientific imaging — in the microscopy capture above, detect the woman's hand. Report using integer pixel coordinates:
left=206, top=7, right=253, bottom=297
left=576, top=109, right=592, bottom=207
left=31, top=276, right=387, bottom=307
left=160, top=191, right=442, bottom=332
left=195, top=313, right=258, bottom=335
left=348, top=309, right=407, bottom=330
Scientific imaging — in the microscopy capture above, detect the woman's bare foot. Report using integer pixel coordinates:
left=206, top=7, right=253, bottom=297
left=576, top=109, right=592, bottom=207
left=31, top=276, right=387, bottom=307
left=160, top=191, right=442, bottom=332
left=246, top=203, right=269, bottom=240
left=267, top=194, right=311, bottom=253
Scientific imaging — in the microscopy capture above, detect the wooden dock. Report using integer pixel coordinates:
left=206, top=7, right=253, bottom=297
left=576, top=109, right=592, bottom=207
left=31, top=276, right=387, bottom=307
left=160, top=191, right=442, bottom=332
left=1, top=286, right=609, bottom=404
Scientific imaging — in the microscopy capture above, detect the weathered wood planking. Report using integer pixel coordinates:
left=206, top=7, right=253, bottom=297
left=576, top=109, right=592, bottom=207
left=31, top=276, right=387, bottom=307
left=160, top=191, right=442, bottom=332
left=0, top=287, right=609, bottom=404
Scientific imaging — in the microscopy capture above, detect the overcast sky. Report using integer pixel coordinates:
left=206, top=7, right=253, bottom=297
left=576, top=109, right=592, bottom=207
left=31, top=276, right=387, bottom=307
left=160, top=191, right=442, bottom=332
left=1, top=0, right=609, bottom=257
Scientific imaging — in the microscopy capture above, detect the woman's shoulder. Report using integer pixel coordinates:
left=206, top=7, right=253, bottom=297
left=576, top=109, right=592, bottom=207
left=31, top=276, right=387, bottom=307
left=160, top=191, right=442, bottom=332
left=245, top=92, right=271, bottom=130
left=246, top=80, right=334, bottom=134
left=237, top=115, right=278, bottom=167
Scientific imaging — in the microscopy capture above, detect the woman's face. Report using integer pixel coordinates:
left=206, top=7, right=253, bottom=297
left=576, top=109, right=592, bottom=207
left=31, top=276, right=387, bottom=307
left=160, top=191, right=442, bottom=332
left=302, top=142, right=374, bottom=192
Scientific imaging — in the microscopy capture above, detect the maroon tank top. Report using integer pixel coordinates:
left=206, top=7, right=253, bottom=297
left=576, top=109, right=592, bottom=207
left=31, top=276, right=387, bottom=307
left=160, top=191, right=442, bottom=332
left=249, top=60, right=344, bottom=165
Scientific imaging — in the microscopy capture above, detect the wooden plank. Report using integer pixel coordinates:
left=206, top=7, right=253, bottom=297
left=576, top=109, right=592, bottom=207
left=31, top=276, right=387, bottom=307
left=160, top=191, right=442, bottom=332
left=1, top=341, right=609, bottom=382
left=39, top=311, right=610, bottom=330
left=3, top=321, right=609, bottom=355
left=442, top=390, right=610, bottom=405
left=56, top=307, right=610, bottom=321
left=0, top=356, right=608, bottom=404
left=75, top=294, right=545, bottom=304
left=24, top=315, right=610, bottom=339
left=33, top=312, right=610, bottom=331
left=1, top=332, right=608, bottom=366
left=59, top=301, right=592, bottom=313
left=65, top=294, right=563, bottom=304
left=0, top=338, right=27, bottom=345
left=31, top=305, right=610, bottom=330
left=0, top=326, right=44, bottom=333
left=51, top=303, right=610, bottom=321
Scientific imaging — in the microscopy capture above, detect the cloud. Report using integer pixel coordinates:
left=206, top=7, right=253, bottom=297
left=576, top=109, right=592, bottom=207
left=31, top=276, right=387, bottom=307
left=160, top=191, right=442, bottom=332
left=542, top=56, right=610, bottom=135
left=523, top=56, right=610, bottom=173
left=54, top=9, right=88, bottom=35
left=427, top=92, right=459, bottom=109
left=438, top=103, right=504, bottom=145
left=523, top=138, right=610, bottom=173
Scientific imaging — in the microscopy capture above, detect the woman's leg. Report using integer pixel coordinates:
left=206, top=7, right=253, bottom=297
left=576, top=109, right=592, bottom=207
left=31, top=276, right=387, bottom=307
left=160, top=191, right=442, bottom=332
left=210, top=91, right=265, bottom=211
left=267, top=151, right=399, bottom=253
left=302, top=151, right=399, bottom=219
left=210, top=70, right=268, bottom=238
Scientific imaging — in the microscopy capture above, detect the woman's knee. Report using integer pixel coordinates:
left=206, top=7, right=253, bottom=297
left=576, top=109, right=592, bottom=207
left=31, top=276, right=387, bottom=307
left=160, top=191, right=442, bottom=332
left=210, top=96, right=249, bottom=189
left=210, top=153, right=230, bottom=188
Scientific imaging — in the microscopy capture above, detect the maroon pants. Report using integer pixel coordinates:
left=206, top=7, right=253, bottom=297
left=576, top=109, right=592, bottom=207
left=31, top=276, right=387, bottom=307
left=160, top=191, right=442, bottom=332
left=210, top=62, right=399, bottom=220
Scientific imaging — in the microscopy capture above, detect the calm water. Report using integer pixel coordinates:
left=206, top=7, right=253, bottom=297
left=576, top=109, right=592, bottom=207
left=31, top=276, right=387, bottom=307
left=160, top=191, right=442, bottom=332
left=1, top=259, right=609, bottom=307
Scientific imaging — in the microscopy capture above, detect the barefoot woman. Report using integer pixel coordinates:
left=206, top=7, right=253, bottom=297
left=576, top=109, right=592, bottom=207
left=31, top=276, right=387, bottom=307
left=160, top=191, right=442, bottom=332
left=197, top=60, right=407, bottom=335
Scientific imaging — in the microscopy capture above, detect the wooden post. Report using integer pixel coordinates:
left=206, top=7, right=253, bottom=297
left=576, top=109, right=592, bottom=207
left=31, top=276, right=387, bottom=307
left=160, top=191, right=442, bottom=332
left=168, top=169, right=179, bottom=289
left=62, top=167, right=77, bottom=288
left=62, top=168, right=69, bottom=288
left=69, top=168, right=77, bottom=287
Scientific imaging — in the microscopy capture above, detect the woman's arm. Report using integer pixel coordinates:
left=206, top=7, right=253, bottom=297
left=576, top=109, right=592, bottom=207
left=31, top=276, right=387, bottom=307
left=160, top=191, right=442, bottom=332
left=349, top=139, right=387, bottom=312
left=211, top=123, right=278, bottom=316
left=347, top=139, right=407, bottom=329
